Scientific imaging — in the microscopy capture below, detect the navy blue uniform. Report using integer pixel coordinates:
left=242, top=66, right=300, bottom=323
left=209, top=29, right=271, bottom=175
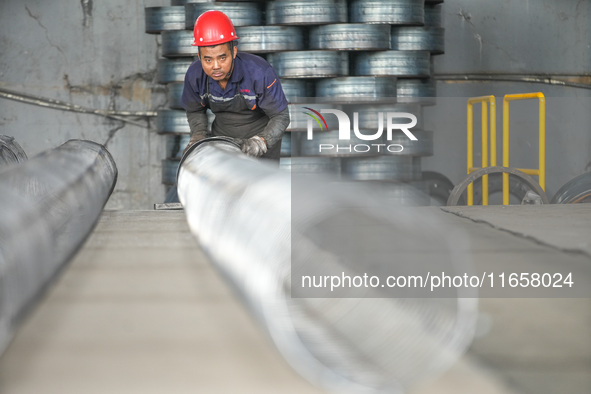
left=181, top=52, right=289, bottom=159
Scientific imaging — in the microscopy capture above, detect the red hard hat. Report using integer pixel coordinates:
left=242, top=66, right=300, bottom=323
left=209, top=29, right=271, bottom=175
left=192, top=10, right=239, bottom=47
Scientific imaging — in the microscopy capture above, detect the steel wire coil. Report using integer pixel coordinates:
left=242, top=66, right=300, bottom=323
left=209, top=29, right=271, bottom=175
left=309, top=24, right=391, bottom=51
left=145, top=6, right=186, bottom=34
left=167, top=82, right=185, bottom=109
left=353, top=50, right=431, bottom=78
left=162, top=158, right=181, bottom=185
left=157, top=58, right=194, bottom=84
left=0, top=140, right=117, bottom=356
left=177, top=139, right=477, bottom=392
left=343, top=103, right=424, bottom=129
left=316, top=76, right=397, bottom=104
left=185, top=2, right=261, bottom=29
left=157, top=109, right=215, bottom=134
left=159, top=109, right=211, bottom=135
left=391, top=26, right=445, bottom=54
left=375, top=179, right=431, bottom=205
left=335, top=179, right=431, bottom=206
left=157, top=109, right=191, bottom=134
left=235, top=26, right=304, bottom=53
left=341, top=155, right=421, bottom=181
left=280, top=79, right=313, bottom=103
left=161, top=30, right=199, bottom=58
left=279, top=156, right=341, bottom=175
left=280, top=132, right=295, bottom=157
left=551, top=172, right=591, bottom=204
left=268, top=51, right=349, bottom=78
left=396, top=78, right=437, bottom=103
left=0, top=135, right=27, bottom=167
left=165, top=134, right=191, bottom=159
left=171, top=0, right=209, bottom=4
left=349, top=0, right=424, bottom=25
left=384, top=129, right=433, bottom=157
left=266, top=0, right=347, bottom=26
left=424, top=4, right=443, bottom=27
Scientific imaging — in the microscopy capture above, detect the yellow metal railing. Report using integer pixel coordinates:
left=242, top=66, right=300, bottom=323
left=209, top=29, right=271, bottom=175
left=466, top=92, right=545, bottom=205
left=502, top=93, right=546, bottom=205
left=466, top=95, right=496, bottom=205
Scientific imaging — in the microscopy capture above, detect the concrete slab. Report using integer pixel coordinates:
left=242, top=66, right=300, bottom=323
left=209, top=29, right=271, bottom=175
left=0, top=208, right=589, bottom=394
left=442, top=205, right=591, bottom=256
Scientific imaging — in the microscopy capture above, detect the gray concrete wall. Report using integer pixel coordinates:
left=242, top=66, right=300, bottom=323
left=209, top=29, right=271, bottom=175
left=424, top=0, right=591, bottom=200
left=0, top=0, right=168, bottom=209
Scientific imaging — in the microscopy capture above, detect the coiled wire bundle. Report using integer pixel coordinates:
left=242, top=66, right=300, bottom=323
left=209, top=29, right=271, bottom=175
left=0, top=140, right=117, bottom=355
left=177, top=139, right=477, bottom=393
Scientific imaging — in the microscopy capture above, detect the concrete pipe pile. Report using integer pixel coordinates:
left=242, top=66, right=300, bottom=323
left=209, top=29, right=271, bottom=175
left=309, top=24, right=391, bottom=51
left=349, top=0, right=424, bottom=25
left=235, top=26, right=304, bottom=53
left=266, top=0, right=347, bottom=26
left=177, top=138, right=477, bottom=393
left=185, top=2, right=262, bottom=29
left=145, top=6, right=186, bottom=34
left=267, top=51, right=349, bottom=78
left=0, top=135, right=27, bottom=166
left=0, top=140, right=117, bottom=355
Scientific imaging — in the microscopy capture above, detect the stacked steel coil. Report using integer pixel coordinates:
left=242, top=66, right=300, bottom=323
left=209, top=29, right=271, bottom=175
left=0, top=135, right=28, bottom=167
left=146, top=0, right=445, bottom=203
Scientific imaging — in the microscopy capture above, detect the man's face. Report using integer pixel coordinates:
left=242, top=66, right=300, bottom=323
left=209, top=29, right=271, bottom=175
left=198, top=44, right=237, bottom=82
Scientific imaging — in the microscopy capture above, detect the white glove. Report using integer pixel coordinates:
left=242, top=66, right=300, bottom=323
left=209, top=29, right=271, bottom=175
left=241, top=135, right=267, bottom=157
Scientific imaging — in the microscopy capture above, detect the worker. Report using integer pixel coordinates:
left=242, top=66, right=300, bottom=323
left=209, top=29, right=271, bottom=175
left=181, top=10, right=290, bottom=160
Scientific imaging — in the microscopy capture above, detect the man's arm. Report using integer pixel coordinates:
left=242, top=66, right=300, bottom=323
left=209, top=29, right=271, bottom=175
left=258, top=107, right=290, bottom=149
left=248, top=69, right=290, bottom=155
left=183, top=110, right=209, bottom=154
left=181, top=61, right=209, bottom=153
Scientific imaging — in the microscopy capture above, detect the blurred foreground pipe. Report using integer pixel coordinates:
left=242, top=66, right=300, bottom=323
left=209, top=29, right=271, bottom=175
left=178, top=138, right=477, bottom=393
left=0, top=140, right=117, bottom=355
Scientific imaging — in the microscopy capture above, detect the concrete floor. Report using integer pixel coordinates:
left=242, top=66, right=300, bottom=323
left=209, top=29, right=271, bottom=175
left=0, top=206, right=589, bottom=394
